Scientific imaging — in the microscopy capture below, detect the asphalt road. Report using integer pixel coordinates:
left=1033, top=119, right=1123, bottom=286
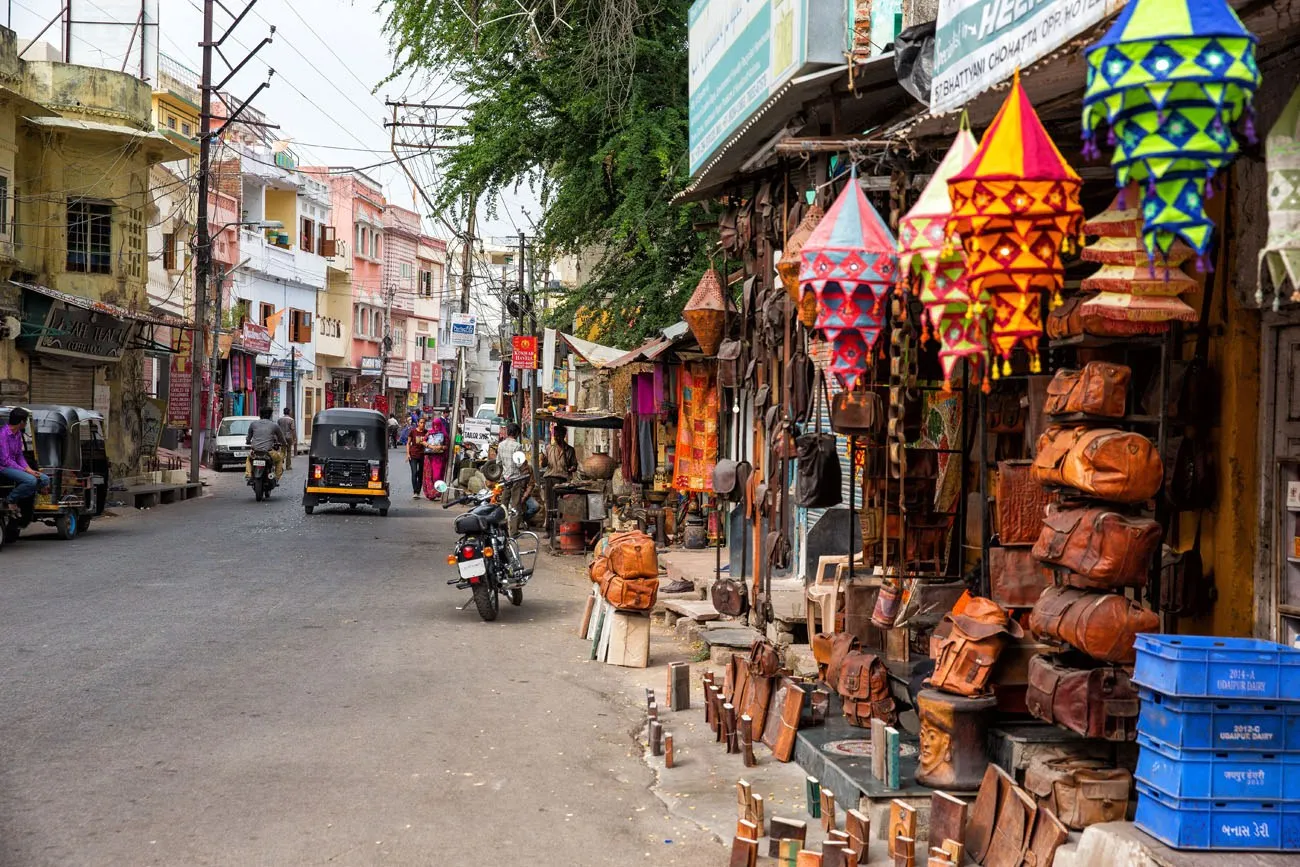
left=0, top=456, right=719, bottom=866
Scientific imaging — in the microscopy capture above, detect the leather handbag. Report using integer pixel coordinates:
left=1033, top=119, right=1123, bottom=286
left=995, top=460, right=1052, bottom=546
left=790, top=340, right=815, bottom=424
left=712, top=459, right=750, bottom=501
left=816, top=631, right=857, bottom=687
left=711, top=577, right=749, bottom=617
left=747, top=639, right=781, bottom=678
left=927, top=597, right=1024, bottom=697
left=836, top=650, right=898, bottom=727
left=606, top=530, right=658, bottom=579
left=1029, top=586, right=1159, bottom=664
left=830, top=388, right=882, bottom=437
left=794, top=379, right=841, bottom=508
left=717, top=339, right=745, bottom=389
left=1031, top=427, right=1163, bottom=503
left=1025, top=655, right=1140, bottom=741
left=989, top=547, right=1052, bottom=608
left=1031, top=507, right=1162, bottom=586
left=1043, top=362, right=1131, bottom=419
left=602, top=574, right=659, bottom=611
left=1023, top=756, right=1132, bottom=831
left=1046, top=293, right=1087, bottom=340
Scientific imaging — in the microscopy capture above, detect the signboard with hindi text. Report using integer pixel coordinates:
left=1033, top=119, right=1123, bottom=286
left=511, top=335, right=538, bottom=370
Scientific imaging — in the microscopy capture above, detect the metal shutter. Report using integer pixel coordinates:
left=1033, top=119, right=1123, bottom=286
left=30, top=361, right=94, bottom=407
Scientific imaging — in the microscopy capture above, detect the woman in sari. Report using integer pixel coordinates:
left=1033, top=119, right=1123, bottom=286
left=422, top=415, right=450, bottom=499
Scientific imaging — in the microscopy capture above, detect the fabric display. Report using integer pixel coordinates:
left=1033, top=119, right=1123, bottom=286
left=1081, top=0, right=1260, bottom=263
left=1259, top=83, right=1300, bottom=308
left=948, top=71, right=1084, bottom=376
left=672, top=363, right=719, bottom=492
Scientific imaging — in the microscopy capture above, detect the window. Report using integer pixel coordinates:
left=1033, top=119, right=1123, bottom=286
left=354, top=223, right=362, bottom=254
left=300, top=217, right=315, bottom=253
left=329, top=428, right=368, bottom=450
left=259, top=302, right=274, bottom=327
left=361, top=308, right=371, bottom=336
left=289, top=309, right=312, bottom=343
left=67, top=200, right=112, bottom=274
left=0, top=175, right=9, bottom=236
left=400, top=262, right=412, bottom=279
left=181, top=121, right=192, bottom=137
left=391, top=327, right=405, bottom=357
left=420, top=270, right=433, bottom=297
left=166, top=115, right=176, bottom=130
left=162, top=232, right=176, bottom=270
left=319, top=224, right=334, bottom=257
left=371, top=232, right=380, bottom=259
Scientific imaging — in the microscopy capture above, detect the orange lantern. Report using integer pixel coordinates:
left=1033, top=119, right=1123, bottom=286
left=683, top=267, right=729, bottom=356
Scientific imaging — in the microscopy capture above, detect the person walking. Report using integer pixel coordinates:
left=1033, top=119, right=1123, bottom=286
left=277, top=408, right=297, bottom=471
left=406, top=417, right=428, bottom=499
left=422, top=415, right=450, bottom=500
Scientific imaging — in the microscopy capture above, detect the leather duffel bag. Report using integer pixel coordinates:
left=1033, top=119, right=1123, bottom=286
left=1029, top=586, right=1159, bottom=664
left=836, top=650, right=897, bottom=727
left=1025, top=654, right=1139, bottom=741
left=1031, top=507, right=1162, bottom=585
left=995, top=460, right=1052, bottom=546
left=1024, top=756, right=1132, bottom=831
left=1043, top=362, right=1131, bottom=419
left=603, top=574, right=659, bottom=611
left=607, top=530, right=658, bottom=579
left=927, top=597, right=1023, bottom=697
left=1031, top=427, right=1163, bottom=503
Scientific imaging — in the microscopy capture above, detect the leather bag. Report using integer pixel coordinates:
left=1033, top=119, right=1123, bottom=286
left=816, top=631, right=857, bottom=687
left=1043, top=362, right=1131, bottom=419
left=747, top=639, right=781, bottom=678
left=1046, top=294, right=1087, bottom=340
left=790, top=339, right=815, bottom=424
left=717, top=339, right=745, bottom=389
left=1029, top=586, right=1159, bottom=664
left=989, top=547, right=1052, bottom=608
left=1023, top=757, right=1132, bottom=831
left=713, top=459, right=751, bottom=501
left=995, top=460, right=1051, bottom=546
left=1024, top=655, right=1139, bottom=741
left=602, top=574, right=659, bottom=611
left=794, top=379, right=841, bottom=509
left=1031, top=507, right=1161, bottom=585
left=831, top=388, right=882, bottom=437
left=927, top=597, right=1024, bottom=697
left=968, top=764, right=1015, bottom=864
left=836, top=650, right=897, bottom=727
left=606, top=530, right=658, bottom=579
left=712, top=577, right=749, bottom=617
left=1031, top=427, right=1163, bottom=503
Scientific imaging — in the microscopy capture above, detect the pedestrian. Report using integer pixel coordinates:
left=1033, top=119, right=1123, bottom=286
left=277, top=408, right=296, bottom=471
left=406, top=416, right=428, bottom=498
left=388, top=413, right=400, bottom=448
left=541, top=424, right=577, bottom=536
left=422, top=415, right=450, bottom=500
left=0, top=407, right=48, bottom=514
left=497, top=422, right=522, bottom=471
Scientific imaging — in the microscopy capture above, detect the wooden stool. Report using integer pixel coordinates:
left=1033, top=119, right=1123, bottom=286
left=915, top=688, right=998, bottom=791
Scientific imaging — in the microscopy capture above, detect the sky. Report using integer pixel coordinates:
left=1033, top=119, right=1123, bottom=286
left=6, top=0, right=538, bottom=245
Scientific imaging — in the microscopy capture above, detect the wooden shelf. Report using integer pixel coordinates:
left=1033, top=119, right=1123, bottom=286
left=1049, top=334, right=1167, bottom=349
left=1279, top=604, right=1300, bottom=617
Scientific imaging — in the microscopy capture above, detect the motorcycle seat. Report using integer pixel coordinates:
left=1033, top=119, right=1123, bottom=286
left=472, top=504, right=506, bottom=525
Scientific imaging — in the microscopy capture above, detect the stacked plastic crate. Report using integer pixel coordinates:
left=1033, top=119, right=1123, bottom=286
left=1132, top=634, right=1300, bottom=851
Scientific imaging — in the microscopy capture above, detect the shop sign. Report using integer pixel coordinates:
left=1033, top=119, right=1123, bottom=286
left=360, top=356, right=383, bottom=375
left=239, top=321, right=272, bottom=354
left=407, top=393, right=420, bottom=407
left=269, top=358, right=299, bottom=380
left=931, top=0, right=1123, bottom=114
left=388, top=376, right=410, bottom=390
left=687, top=0, right=845, bottom=176
left=430, top=362, right=443, bottom=384
left=410, top=360, right=422, bottom=392
left=511, top=335, right=538, bottom=370
left=168, top=329, right=192, bottom=428
left=36, top=302, right=129, bottom=362
left=449, top=312, right=477, bottom=347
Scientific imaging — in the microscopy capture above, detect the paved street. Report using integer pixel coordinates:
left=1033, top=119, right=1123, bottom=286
left=0, top=455, right=719, bottom=866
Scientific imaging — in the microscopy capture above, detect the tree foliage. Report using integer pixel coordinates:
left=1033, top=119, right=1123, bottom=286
left=381, top=0, right=710, bottom=348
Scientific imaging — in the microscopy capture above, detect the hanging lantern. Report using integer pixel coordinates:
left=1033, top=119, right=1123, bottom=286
left=683, top=267, right=728, bottom=356
left=1082, top=0, right=1260, bottom=263
left=899, top=123, right=985, bottom=387
left=799, top=170, right=898, bottom=389
left=777, top=203, right=825, bottom=302
left=948, top=71, right=1084, bottom=376
left=1259, top=84, right=1300, bottom=310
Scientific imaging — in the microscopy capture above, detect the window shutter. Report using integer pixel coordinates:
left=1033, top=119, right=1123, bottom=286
left=321, top=225, right=336, bottom=257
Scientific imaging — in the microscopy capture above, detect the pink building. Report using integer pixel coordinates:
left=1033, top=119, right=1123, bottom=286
left=382, top=205, right=422, bottom=411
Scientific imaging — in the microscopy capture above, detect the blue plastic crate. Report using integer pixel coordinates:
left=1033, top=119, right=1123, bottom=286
left=1139, top=688, right=1300, bottom=753
left=1133, top=634, right=1300, bottom=700
left=1136, top=733, right=1300, bottom=800
left=1136, top=783, right=1300, bottom=850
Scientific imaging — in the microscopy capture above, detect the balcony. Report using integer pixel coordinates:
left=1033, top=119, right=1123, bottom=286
left=241, top=230, right=327, bottom=288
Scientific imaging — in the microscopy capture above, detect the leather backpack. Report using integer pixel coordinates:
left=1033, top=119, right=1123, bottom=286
left=815, top=631, right=857, bottom=687
left=836, top=650, right=897, bottom=727
left=1029, top=586, right=1159, bottom=664
left=1031, top=427, right=1163, bottom=503
left=1031, top=507, right=1162, bottom=586
left=711, top=577, right=748, bottom=617
left=1043, top=362, right=1131, bottom=419
left=602, top=574, right=659, bottom=611
left=927, top=597, right=1023, bottom=697
left=1023, top=756, right=1132, bottom=831
left=830, top=388, right=882, bottom=437
left=1025, top=655, right=1139, bottom=741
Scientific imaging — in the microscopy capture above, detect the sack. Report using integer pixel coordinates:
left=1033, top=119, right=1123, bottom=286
left=871, top=579, right=904, bottom=629
left=717, top=339, right=745, bottom=389
left=1043, top=362, right=1132, bottom=419
left=607, top=530, right=658, bottom=579
left=927, top=597, right=1023, bottom=697
left=748, top=639, right=781, bottom=678
left=836, top=650, right=897, bottom=727
left=1029, top=586, right=1159, bottom=664
left=1031, top=507, right=1162, bottom=585
left=1024, top=756, right=1132, bottom=831
left=603, top=574, right=658, bottom=611
left=711, top=578, right=749, bottom=617
left=1025, top=655, right=1140, bottom=741
left=815, top=631, right=858, bottom=687
left=995, top=460, right=1052, bottom=546
left=988, top=547, right=1052, bottom=608
left=1031, top=427, right=1163, bottom=503
left=830, top=389, right=882, bottom=436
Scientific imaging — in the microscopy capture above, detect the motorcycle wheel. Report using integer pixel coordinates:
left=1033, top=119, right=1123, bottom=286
left=471, top=583, right=499, bottom=622
left=254, top=478, right=265, bottom=502
left=508, top=588, right=523, bottom=606
left=304, top=504, right=314, bottom=515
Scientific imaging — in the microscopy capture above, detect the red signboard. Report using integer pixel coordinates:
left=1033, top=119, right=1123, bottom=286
left=239, top=322, right=272, bottom=354
left=168, top=329, right=192, bottom=428
left=410, top=360, right=422, bottom=392
left=431, top=363, right=443, bottom=384
left=511, top=335, right=537, bottom=370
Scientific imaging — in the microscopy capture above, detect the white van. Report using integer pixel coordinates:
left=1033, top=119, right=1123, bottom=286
left=213, top=416, right=258, bottom=470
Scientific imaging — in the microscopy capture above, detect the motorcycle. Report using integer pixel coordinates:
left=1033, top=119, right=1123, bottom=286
left=248, top=449, right=278, bottom=501
left=438, top=452, right=539, bottom=622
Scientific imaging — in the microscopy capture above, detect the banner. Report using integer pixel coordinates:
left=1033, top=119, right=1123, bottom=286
left=449, top=312, right=477, bottom=347
left=511, top=335, right=538, bottom=370
left=168, top=329, right=192, bottom=428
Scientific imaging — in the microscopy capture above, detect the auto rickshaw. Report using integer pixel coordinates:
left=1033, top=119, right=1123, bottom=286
left=0, top=405, right=109, bottom=541
left=302, top=408, right=390, bottom=516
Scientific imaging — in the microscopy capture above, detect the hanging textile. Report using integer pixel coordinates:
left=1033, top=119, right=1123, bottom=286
left=1082, top=0, right=1260, bottom=262
left=1260, top=83, right=1300, bottom=308
left=672, top=363, right=719, bottom=492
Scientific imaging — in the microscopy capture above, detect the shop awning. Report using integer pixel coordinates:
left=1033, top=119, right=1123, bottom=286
left=606, top=321, right=695, bottom=368
left=11, top=280, right=191, bottom=328
left=560, top=333, right=626, bottom=369
left=538, top=410, right=626, bottom=430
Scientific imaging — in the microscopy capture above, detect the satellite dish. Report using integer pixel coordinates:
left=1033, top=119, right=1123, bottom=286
left=0, top=316, right=20, bottom=340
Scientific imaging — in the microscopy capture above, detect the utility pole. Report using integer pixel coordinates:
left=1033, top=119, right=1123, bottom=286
left=445, top=195, right=476, bottom=486
left=515, top=231, right=525, bottom=426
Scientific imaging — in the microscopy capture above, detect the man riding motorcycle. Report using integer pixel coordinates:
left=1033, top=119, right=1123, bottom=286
left=244, top=406, right=287, bottom=480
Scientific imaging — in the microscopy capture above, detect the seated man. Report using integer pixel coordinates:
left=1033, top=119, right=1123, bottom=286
left=516, top=458, right=542, bottom=524
left=244, top=406, right=286, bottom=480
left=0, top=407, right=48, bottom=513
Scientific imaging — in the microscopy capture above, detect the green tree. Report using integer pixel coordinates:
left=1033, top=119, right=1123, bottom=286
left=382, top=0, right=711, bottom=348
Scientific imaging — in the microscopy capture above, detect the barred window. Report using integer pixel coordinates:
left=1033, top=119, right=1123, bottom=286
left=67, top=200, right=112, bottom=274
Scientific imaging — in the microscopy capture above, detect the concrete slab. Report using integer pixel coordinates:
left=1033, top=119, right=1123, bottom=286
left=663, top=600, right=721, bottom=621
left=660, top=548, right=728, bottom=586
left=699, top=626, right=762, bottom=649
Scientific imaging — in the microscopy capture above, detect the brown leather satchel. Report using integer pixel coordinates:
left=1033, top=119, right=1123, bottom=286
left=603, top=574, right=659, bottom=611
left=836, top=650, right=897, bottom=727
left=1046, top=294, right=1087, bottom=340
left=995, top=460, right=1052, bottom=546
left=989, top=547, right=1052, bottom=608
left=1023, top=756, right=1132, bottom=831
left=1031, top=507, right=1162, bottom=585
left=1025, top=655, right=1140, bottom=741
left=816, top=632, right=857, bottom=687
left=607, top=530, right=658, bottom=578
left=748, top=639, right=781, bottom=678
left=1031, top=427, right=1163, bottom=503
left=831, top=388, right=882, bottom=437
left=717, top=339, right=745, bottom=389
left=928, top=597, right=1024, bottom=697
left=1029, top=586, right=1159, bottom=664
left=1043, top=362, right=1132, bottom=419
left=711, top=577, right=749, bottom=617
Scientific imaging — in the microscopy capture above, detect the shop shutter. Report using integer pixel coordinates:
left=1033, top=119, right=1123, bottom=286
left=29, top=361, right=94, bottom=407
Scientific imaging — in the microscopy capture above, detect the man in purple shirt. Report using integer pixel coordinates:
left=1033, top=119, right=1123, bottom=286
left=0, top=407, right=48, bottom=511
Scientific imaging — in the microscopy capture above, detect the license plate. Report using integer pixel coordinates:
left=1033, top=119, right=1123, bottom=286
left=252, top=460, right=267, bottom=468
left=233, top=451, right=248, bottom=457
left=457, top=558, right=487, bottom=579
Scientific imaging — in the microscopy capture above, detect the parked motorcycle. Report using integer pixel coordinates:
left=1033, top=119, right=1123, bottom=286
left=438, top=453, right=539, bottom=622
left=248, top=449, right=278, bottom=502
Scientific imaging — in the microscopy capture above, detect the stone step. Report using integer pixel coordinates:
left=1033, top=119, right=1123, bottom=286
left=661, top=599, right=720, bottom=621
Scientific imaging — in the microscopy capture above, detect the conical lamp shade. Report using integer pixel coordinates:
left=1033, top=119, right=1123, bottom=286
left=683, top=268, right=728, bottom=356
